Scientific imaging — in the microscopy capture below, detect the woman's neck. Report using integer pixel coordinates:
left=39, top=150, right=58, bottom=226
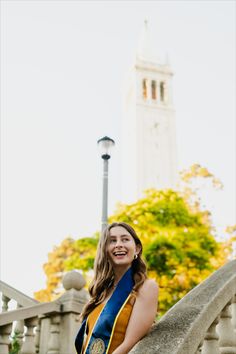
left=113, top=265, right=131, bottom=285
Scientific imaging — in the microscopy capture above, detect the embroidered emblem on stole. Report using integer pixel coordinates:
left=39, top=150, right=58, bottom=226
left=75, top=267, right=134, bottom=354
left=89, top=338, right=105, bottom=354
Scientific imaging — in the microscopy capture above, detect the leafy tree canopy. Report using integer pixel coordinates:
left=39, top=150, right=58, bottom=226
left=65, top=234, right=99, bottom=273
left=109, top=189, right=227, bottom=313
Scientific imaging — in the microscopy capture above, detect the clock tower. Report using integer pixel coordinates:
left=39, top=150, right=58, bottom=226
left=121, top=22, right=177, bottom=203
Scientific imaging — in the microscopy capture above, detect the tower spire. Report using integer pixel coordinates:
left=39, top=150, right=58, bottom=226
left=136, top=19, right=162, bottom=63
left=136, top=19, right=153, bottom=61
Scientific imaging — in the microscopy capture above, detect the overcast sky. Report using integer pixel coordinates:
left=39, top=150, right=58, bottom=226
left=1, top=0, right=235, bottom=297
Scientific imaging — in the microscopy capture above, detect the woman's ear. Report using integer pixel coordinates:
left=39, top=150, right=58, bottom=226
left=135, top=244, right=141, bottom=255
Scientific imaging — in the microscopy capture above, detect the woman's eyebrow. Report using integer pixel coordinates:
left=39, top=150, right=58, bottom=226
left=109, top=234, right=130, bottom=237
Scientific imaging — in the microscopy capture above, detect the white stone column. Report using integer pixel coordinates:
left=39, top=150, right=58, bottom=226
left=201, top=317, right=220, bottom=354
left=0, top=324, right=12, bottom=354
left=47, top=315, right=61, bottom=354
left=14, top=303, right=24, bottom=349
left=35, top=319, right=41, bottom=354
left=39, top=316, right=51, bottom=354
left=21, top=317, right=38, bottom=354
left=1, top=295, right=10, bottom=312
left=218, top=301, right=236, bottom=354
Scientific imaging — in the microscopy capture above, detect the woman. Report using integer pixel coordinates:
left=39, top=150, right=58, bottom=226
left=75, top=222, right=158, bottom=354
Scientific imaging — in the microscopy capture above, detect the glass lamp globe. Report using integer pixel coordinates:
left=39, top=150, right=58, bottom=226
left=97, top=136, right=115, bottom=159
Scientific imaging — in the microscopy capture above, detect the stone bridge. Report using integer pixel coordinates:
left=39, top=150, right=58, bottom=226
left=0, top=260, right=236, bottom=354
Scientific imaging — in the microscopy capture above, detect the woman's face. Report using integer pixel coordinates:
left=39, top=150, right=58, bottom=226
left=106, top=226, right=140, bottom=270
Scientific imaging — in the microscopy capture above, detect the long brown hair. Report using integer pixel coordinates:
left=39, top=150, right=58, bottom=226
left=80, top=222, right=147, bottom=320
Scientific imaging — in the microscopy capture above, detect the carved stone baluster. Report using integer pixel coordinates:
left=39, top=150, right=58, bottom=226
left=47, top=315, right=61, bottom=354
left=38, top=316, right=51, bottom=354
left=14, top=303, right=24, bottom=349
left=218, top=301, right=236, bottom=354
left=0, top=324, right=12, bottom=354
left=1, top=295, right=10, bottom=312
left=232, top=295, right=236, bottom=334
left=35, top=319, right=41, bottom=354
left=201, top=317, right=220, bottom=354
left=21, top=317, right=38, bottom=354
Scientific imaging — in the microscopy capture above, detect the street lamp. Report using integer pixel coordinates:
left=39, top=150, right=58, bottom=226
left=97, top=136, right=115, bottom=234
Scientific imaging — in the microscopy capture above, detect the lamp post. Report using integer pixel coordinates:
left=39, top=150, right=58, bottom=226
left=97, top=136, right=115, bottom=234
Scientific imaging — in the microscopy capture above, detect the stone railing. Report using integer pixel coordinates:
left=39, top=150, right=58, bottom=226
left=130, top=259, right=236, bottom=354
left=0, top=271, right=89, bottom=354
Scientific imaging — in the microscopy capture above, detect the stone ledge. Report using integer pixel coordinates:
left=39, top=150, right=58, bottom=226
left=129, top=260, right=236, bottom=354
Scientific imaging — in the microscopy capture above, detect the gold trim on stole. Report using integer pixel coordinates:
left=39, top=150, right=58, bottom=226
left=83, top=306, right=104, bottom=354
left=106, top=294, right=132, bottom=353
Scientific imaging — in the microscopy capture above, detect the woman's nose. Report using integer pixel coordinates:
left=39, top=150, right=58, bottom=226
left=115, top=239, right=122, bottom=247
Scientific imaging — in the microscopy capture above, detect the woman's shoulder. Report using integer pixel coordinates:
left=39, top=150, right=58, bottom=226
left=138, top=278, right=159, bottom=298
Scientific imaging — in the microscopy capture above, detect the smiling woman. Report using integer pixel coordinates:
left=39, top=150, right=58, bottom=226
left=75, top=222, right=158, bottom=354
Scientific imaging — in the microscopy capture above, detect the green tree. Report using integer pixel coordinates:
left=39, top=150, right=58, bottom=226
left=64, top=234, right=99, bottom=285
left=65, top=235, right=98, bottom=272
left=109, top=189, right=227, bottom=314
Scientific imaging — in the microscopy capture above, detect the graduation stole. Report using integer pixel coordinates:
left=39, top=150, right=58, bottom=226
left=75, top=267, right=134, bottom=354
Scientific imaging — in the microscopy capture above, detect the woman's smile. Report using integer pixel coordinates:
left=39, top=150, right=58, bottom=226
left=113, top=250, right=128, bottom=260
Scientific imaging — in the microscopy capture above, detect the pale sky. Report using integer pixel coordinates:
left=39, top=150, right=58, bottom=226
left=1, top=0, right=235, bottom=297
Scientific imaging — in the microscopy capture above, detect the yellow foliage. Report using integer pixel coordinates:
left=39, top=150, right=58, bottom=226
left=34, top=237, right=75, bottom=302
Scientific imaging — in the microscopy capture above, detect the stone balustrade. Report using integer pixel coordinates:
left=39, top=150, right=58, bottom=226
left=1, top=260, right=235, bottom=354
left=129, top=259, right=236, bottom=354
left=0, top=271, right=88, bottom=354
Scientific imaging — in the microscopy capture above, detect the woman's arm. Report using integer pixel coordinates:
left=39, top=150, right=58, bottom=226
left=112, top=279, right=158, bottom=354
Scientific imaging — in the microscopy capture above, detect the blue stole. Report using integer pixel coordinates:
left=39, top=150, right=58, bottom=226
left=75, top=267, right=134, bottom=354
